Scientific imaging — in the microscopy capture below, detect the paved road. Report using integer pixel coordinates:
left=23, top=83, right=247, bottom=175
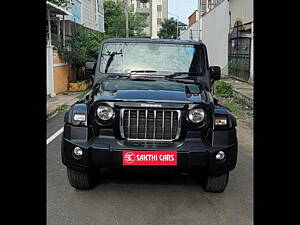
left=47, top=110, right=253, bottom=225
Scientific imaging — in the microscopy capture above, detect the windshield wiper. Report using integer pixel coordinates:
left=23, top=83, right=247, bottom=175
left=129, top=70, right=157, bottom=74
left=103, top=50, right=123, bottom=73
left=107, top=73, right=130, bottom=79
left=165, top=72, right=202, bottom=78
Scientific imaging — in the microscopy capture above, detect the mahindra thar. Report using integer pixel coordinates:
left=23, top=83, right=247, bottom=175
left=61, top=38, right=238, bottom=192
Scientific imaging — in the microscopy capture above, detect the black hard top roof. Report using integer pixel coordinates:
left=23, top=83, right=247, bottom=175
left=103, top=38, right=203, bottom=45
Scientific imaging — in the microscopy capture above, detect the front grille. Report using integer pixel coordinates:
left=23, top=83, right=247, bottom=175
left=120, top=109, right=181, bottom=141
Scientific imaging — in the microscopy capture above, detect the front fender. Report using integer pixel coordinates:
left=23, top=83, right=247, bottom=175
left=205, top=106, right=238, bottom=147
left=64, top=103, right=88, bottom=126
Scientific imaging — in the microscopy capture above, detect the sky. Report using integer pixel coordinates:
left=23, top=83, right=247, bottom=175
left=168, top=0, right=198, bottom=25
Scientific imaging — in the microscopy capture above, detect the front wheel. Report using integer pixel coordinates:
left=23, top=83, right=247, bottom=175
left=201, top=172, right=229, bottom=192
left=67, top=167, right=100, bottom=190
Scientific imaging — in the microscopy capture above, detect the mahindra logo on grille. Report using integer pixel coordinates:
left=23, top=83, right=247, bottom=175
left=141, top=103, right=162, bottom=107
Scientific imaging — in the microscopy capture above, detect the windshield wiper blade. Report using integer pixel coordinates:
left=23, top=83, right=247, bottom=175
left=165, top=72, right=201, bottom=78
left=105, top=73, right=132, bottom=79
left=129, top=70, right=157, bottom=74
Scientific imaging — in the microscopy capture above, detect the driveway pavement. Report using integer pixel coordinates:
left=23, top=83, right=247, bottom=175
left=47, top=110, right=253, bottom=225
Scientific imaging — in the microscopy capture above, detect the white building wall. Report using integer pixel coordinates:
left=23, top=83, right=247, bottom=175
left=47, top=45, right=55, bottom=97
left=179, top=22, right=200, bottom=41
left=201, top=0, right=229, bottom=71
left=64, top=0, right=104, bottom=32
left=82, top=0, right=98, bottom=30
left=151, top=0, right=158, bottom=38
left=229, top=0, right=253, bottom=26
left=180, top=0, right=229, bottom=72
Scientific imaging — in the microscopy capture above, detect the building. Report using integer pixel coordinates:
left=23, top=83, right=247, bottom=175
left=188, top=10, right=198, bottom=27
left=112, top=0, right=168, bottom=38
left=46, top=0, right=105, bottom=97
left=179, top=0, right=254, bottom=84
left=63, top=0, right=105, bottom=35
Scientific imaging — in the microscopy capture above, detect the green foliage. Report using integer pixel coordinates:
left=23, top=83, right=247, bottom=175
left=77, top=88, right=91, bottom=99
left=223, top=98, right=253, bottom=129
left=56, top=104, right=68, bottom=111
left=158, top=18, right=180, bottom=39
left=60, top=28, right=109, bottom=81
left=48, top=0, right=68, bottom=7
left=61, top=28, right=108, bottom=65
left=214, top=81, right=233, bottom=98
left=129, top=12, right=149, bottom=37
left=104, top=0, right=148, bottom=37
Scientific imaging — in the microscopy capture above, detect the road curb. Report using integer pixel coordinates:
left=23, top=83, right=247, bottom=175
left=232, top=90, right=253, bottom=109
left=233, top=90, right=254, bottom=109
left=47, top=110, right=59, bottom=120
left=221, top=78, right=253, bottom=110
left=46, top=91, right=91, bottom=120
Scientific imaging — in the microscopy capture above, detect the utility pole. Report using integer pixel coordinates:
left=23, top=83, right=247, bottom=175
left=124, top=0, right=129, bottom=38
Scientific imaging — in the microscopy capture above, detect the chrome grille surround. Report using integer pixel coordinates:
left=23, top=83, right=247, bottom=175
left=120, top=109, right=181, bottom=142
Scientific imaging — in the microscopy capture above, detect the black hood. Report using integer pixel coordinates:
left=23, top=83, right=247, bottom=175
left=94, top=88, right=206, bottom=104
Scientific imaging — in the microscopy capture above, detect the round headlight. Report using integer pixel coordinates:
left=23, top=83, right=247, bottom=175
left=96, top=106, right=114, bottom=120
left=188, top=108, right=205, bottom=123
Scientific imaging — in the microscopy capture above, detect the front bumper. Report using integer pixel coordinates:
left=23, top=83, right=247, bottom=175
left=61, top=126, right=237, bottom=175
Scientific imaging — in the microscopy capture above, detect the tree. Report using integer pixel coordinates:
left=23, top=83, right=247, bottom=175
left=158, top=18, right=179, bottom=39
left=48, top=0, right=69, bottom=7
left=104, top=0, right=148, bottom=38
left=61, top=28, right=109, bottom=82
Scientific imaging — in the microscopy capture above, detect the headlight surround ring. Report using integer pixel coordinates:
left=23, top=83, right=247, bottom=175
left=96, top=105, right=114, bottom=121
left=188, top=108, right=206, bottom=124
left=93, top=104, right=115, bottom=126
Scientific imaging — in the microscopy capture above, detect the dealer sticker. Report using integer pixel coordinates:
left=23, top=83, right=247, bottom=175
left=122, top=151, right=177, bottom=166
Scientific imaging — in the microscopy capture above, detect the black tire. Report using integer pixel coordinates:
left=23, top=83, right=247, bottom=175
left=202, top=172, right=229, bottom=193
left=67, top=167, right=100, bottom=190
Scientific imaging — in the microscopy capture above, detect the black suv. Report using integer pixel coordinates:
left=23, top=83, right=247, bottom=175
left=61, top=38, right=238, bottom=192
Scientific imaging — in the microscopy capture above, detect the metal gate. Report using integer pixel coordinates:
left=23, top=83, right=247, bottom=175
left=228, top=21, right=252, bottom=82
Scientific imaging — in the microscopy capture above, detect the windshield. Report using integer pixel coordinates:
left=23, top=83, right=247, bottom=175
left=102, top=80, right=201, bottom=94
left=99, top=42, right=203, bottom=74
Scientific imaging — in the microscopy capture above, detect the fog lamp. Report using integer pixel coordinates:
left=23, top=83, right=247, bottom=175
left=74, top=147, right=83, bottom=156
left=216, top=151, right=225, bottom=160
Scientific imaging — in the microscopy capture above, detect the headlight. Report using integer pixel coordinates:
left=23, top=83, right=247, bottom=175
left=188, top=108, right=205, bottom=123
left=96, top=105, right=114, bottom=120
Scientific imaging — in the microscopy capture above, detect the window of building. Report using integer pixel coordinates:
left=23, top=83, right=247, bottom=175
left=137, top=0, right=149, bottom=8
left=157, top=10, right=162, bottom=18
left=157, top=18, right=162, bottom=26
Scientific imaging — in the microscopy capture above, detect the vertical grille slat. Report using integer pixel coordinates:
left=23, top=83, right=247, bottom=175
left=120, top=108, right=181, bottom=141
left=136, top=110, right=139, bottom=138
left=162, top=111, right=165, bottom=139
left=145, top=110, right=148, bottom=139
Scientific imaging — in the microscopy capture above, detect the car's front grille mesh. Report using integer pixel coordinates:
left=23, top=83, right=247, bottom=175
left=120, top=109, right=181, bottom=141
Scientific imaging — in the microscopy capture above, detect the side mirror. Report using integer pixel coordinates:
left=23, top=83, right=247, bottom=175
left=85, top=62, right=96, bottom=79
left=210, top=66, right=221, bottom=82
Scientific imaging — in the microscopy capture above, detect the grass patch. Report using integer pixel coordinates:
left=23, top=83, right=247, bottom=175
left=219, top=96, right=253, bottom=129
left=214, top=80, right=233, bottom=98
left=77, top=88, right=91, bottom=100
left=56, top=104, right=68, bottom=111
left=213, top=80, right=253, bottom=129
